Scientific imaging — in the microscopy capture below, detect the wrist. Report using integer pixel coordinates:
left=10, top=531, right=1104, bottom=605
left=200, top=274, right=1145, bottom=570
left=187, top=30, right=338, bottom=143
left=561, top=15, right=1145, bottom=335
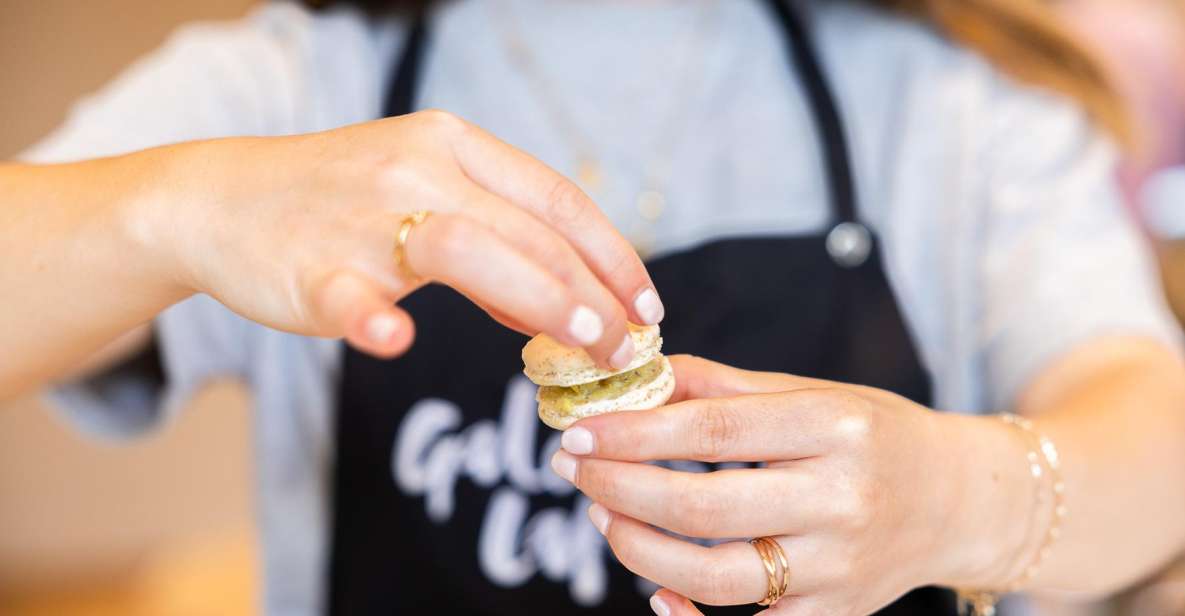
left=116, top=139, right=250, bottom=299
left=927, top=412, right=1035, bottom=589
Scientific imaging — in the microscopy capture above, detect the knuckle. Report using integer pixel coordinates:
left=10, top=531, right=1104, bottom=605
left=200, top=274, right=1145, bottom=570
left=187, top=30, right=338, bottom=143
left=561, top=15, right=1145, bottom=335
left=416, top=108, right=466, bottom=134
left=544, top=178, right=589, bottom=227
left=834, top=478, right=876, bottom=532
left=372, top=158, right=419, bottom=197
left=602, top=246, right=639, bottom=281
left=674, top=481, right=721, bottom=537
left=577, top=465, right=617, bottom=503
left=691, top=401, right=742, bottom=461
left=830, top=392, right=876, bottom=446
left=535, top=235, right=580, bottom=282
left=533, top=276, right=573, bottom=317
left=599, top=527, right=639, bottom=574
left=429, top=215, right=478, bottom=262
left=299, top=268, right=335, bottom=331
left=694, top=558, right=741, bottom=606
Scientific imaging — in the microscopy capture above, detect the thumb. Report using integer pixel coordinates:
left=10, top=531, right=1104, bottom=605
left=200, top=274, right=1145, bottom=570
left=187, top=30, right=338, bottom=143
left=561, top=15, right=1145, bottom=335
left=668, top=354, right=838, bottom=403
left=314, top=269, right=416, bottom=358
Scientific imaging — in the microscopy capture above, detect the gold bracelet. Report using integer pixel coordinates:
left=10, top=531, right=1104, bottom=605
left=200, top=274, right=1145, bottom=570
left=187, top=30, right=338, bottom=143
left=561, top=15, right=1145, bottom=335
left=956, top=413, right=1066, bottom=616
left=1000, top=413, right=1067, bottom=589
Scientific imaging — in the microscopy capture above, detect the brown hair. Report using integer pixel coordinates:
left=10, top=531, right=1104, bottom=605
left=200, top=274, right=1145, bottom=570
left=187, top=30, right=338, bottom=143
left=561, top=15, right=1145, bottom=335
left=301, top=0, right=1129, bottom=142
left=884, top=0, right=1129, bottom=143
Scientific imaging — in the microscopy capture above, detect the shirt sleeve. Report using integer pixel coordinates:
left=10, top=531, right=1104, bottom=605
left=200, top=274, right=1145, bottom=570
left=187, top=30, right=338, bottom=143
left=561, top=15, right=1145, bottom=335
left=45, top=296, right=254, bottom=439
left=976, top=83, right=1184, bottom=409
left=29, top=4, right=316, bottom=437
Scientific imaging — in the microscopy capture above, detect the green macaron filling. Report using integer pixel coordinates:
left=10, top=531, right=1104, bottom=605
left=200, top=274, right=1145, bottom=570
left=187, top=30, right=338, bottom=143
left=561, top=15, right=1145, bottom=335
left=536, top=357, right=664, bottom=413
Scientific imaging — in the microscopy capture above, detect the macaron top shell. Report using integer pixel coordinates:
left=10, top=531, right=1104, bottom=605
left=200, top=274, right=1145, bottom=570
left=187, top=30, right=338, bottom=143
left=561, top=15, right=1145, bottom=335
left=522, top=323, right=662, bottom=387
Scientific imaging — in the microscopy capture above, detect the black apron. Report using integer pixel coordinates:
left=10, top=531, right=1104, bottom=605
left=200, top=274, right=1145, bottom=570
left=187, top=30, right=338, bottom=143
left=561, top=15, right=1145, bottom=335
left=330, top=1, right=956, bottom=614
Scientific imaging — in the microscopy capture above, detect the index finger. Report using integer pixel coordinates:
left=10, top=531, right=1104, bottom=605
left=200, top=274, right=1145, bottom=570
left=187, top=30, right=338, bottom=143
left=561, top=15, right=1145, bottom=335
left=444, top=113, right=665, bottom=326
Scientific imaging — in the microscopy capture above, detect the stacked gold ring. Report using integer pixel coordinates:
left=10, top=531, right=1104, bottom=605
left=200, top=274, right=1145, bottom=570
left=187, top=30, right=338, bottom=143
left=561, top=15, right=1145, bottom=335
left=393, top=210, right=432, bottom=281
left=749, top=536, right=790, bottom=606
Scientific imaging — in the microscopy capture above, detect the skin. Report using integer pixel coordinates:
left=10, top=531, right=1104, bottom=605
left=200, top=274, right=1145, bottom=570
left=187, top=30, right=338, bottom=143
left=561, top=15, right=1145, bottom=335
left=553, top=346, right=1185, bottom=615
left=0, top=109, right=664, bottom=400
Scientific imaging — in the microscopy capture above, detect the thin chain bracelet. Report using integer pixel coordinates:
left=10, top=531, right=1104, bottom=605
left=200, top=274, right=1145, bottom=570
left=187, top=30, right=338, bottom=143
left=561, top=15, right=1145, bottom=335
left=957, top=413, right=1067, bottom=616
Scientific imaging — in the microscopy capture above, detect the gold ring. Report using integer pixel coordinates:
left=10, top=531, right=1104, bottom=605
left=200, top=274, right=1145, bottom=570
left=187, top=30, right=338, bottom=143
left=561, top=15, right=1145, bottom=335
left=393, top=210, right=432, bottom=281
left=749, top=536, right=790, bottom=606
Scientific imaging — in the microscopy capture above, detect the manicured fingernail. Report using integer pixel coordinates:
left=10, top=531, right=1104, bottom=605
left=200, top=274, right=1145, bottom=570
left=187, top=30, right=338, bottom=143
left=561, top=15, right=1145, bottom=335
left=587, top=503, right=611, bottom=535
left=550, top=450, right=577, bottom=483
left=562, top=427, right=594, bottom=455
left=366, top=314, right=399, bottom=344
left=569, top=306, right=604, bottom=346
left=608, top=334, right=635, bottom=370
left=635, top=288, right=665, bottom=325
left=649, top=594, right=671, bottom=616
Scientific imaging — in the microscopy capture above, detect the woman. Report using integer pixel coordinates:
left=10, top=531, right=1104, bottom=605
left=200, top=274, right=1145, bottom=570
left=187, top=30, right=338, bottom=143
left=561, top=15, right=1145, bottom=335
left=3, top=1, right=1185, bottom=615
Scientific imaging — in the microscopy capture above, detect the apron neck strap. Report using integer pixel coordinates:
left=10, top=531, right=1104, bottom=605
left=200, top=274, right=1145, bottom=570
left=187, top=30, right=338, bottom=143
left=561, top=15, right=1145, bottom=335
left=762, top=0, right=859, bottom=225
left=383, top=9, right=429, bottom=118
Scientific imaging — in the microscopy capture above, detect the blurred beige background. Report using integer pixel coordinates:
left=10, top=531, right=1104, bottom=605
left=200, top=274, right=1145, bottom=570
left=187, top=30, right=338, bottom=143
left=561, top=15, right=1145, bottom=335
left=0, top=1, right=259, bottom=613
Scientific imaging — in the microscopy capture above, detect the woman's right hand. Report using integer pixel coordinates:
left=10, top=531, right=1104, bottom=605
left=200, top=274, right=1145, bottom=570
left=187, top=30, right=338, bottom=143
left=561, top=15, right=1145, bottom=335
left=139, top=110, right=662, bottom=366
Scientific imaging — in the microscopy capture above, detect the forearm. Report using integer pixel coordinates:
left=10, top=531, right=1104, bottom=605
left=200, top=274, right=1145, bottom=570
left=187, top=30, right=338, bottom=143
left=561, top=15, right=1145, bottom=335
left=0, top=151, right=192, bottom=399
left=1023, top=338, right=1185, bottom=596
left=946, top=337, right=1185, bottom=598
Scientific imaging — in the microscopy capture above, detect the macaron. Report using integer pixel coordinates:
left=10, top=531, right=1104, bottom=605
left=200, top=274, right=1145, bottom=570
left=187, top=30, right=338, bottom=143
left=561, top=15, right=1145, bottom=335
left=522, top=323, right=675, bottom=430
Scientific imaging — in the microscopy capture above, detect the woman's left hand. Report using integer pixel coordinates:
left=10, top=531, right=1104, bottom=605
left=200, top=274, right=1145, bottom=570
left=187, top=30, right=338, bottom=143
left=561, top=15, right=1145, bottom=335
left=549, top=355, right=1025, bottom=615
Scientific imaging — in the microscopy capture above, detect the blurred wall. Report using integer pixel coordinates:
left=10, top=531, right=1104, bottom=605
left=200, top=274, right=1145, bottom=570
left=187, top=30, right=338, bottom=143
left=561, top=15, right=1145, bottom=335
left=0, top=0, right=259, bottom=609
left=0, top=0, right=258, bottom=156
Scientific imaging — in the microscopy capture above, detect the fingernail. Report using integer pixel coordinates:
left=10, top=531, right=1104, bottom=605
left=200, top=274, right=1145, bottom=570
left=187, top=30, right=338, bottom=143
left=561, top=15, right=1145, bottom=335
left=587, top=503, right=611, bottom=535
left=635, top=288, right=665, bottom=325
left=649, top=594, right=671, bottom=616
left=569, top=306, right=604, bottom=346
left=608, top=334, right=635, bottom=370
left=562, top=427, right=594, bottom=455
left=366, top=314, right=398, bottom=344
left=550, top=450, right=577, bottom=483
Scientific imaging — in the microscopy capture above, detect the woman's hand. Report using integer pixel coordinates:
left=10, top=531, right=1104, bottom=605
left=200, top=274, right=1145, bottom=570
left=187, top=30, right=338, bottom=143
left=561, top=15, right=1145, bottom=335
left=549, top=355, right=1033, bottom=615
left=141, top=109, right=661, bottom=364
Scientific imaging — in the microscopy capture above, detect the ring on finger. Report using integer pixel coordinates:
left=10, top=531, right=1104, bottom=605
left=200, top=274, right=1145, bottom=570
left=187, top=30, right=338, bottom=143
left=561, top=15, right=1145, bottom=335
left=393, top=210, right=432, bottom=281
left=750, top=536, right=790, bottom=606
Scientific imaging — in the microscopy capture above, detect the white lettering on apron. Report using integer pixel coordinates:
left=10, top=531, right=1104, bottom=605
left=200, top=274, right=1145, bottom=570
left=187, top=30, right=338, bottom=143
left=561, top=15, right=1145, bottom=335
left=391, top=375, right=613, bottom=605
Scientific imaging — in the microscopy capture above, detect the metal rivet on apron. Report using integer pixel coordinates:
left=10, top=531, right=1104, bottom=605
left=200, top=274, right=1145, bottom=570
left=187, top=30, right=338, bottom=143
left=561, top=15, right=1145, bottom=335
left=826, top=221, right=871, bottom=268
